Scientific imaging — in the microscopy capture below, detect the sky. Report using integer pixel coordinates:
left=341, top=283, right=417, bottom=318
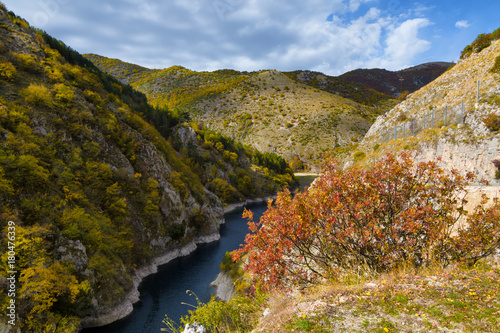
left=1, top=0, right=499, bottom=75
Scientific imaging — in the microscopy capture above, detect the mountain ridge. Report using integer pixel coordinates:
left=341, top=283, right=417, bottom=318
left=84, top=54, right=451, bottom=169
left=339, top=61, right=454, bottom=97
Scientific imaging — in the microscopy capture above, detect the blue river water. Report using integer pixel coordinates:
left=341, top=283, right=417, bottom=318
left=83, top=175, right=316, bottom=333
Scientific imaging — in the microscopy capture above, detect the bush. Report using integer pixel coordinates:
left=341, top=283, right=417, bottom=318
left=0, top=62, right=17, bottom=81
left=482, top=113, right=500, bottom=132
left=234, top=153, right=500, bottom=290
left=222, top=150, right=238, bottom=165
left=493, top=159, right=500, bottom=179
left=167, top=224, right=185, bottom=240
left=491, top=55, right=500, bottom=74
left=14, top=53, right=41, bottom=73
left=209, top=178, right=241, bottom=203
left=353, top=151, right=366, bottom=162
left=52, top=83, right=76, bottom=107
left=163, top=289, right=267, bottom=333
left=21, top=83, right=52, bottom=107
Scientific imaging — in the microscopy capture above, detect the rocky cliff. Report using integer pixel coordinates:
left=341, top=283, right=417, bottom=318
left=350, top=39, right=500, bottom=181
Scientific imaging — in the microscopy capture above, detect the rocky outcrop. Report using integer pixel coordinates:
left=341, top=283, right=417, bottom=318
left=412, top=135, right=500, bottom=180
left=352, top=39, right=500, bottom=180
left=183, top=322, right=207, bottom=333
left=210, top=271, right=236, bottom=302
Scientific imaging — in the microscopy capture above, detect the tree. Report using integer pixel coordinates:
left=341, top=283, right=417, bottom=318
left=18, top=262, right=82, bottom=332
left=233, top=153, right=500, bottom=290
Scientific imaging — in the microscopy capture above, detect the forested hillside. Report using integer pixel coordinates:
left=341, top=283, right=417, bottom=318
left=85, top=54, right=388, bottom=169
left=0, top=5, right=293, bottom=332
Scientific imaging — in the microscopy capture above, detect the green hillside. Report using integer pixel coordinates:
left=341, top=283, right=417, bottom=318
left=0, top=6, right=293, bottom=332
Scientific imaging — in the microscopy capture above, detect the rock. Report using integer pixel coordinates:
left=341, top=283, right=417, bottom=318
left=210, top=271, right=236, bottom=302
left=55, top=239, right=88, bottom=272
left=184, top=322, right=207, bottom=333
left=364, top=282, right=378, bottom=289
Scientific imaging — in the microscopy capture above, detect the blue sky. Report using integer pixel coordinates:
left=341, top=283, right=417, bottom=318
left=1, top=0, right=498, bottom=75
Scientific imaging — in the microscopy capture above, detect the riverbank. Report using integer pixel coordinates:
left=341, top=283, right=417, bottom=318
left=223, top=195, right=277, bottom=214
left=294, top=172, right=320, bottom=176
left=81, top=194, right=282, bottom=329
left=81, top=233, right=221, bottom=328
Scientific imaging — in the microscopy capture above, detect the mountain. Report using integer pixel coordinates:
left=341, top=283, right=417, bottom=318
left=85, top=54, right=395, bottom=170
left=85, top=54, right=450, bottom=170
left=171, top=29, right=500, bottom=333
left=0, top=6, right=294, bottom=332
left=282, top=69, right=395, bottom=106
left=339, top=62, right=454, bottom=97
left=348, top=35, right=500, bottom=181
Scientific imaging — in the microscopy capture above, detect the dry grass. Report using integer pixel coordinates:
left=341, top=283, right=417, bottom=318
left=252, top=258, right=500, bottom=333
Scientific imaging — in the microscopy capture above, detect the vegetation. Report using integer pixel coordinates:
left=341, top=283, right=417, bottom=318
left=163, top=290, right=267, bottom=333
left=460, top=27, right=500, bottom=59
left=233, top=153, right=499, bottom=290
left=0, top=7, right=295, bottom=331
left=251, top=151, right=290, bottom=175
left=493, top=159, right=500, bottom=179
left=173, top=122, right=296, bottom=203
left=167, top=153, right=500, bottom=333
left=482, top=113, right=500, bottom=132
left=491, top=55, right=500, bottom=74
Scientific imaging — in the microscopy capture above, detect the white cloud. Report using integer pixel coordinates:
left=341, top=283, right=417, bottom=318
left=0, top=0, right=434, bottom=75
left=455, top=20, right=470, bottom=29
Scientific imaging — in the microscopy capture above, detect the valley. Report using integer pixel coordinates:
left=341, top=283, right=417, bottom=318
left=85, top=54, right=450, bottom=169
left=1, top=1, right=500, bottom=332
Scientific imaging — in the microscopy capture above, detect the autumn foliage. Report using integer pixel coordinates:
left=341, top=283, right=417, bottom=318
left=233, top=153, right=500, bottom=290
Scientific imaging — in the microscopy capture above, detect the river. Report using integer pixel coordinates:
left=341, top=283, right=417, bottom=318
left=83, top=175, right=316, bottom=333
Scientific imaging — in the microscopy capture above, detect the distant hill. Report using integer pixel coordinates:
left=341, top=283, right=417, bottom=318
left=283, top=69, right=394, bottom=106
left=339, top=62, right=454, bottom=97
left=85, top=55, right=400, bottom=169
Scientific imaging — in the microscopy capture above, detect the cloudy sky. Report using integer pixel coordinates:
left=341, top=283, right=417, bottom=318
left=2, top=0, right=499, bottom=75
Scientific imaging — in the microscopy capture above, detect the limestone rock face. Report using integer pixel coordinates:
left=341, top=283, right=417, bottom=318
left=352, top=39, right=500, bottom=180
left=184, top=322, right=207, bottom=333
left=210, top=271, right=236, bottom=302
